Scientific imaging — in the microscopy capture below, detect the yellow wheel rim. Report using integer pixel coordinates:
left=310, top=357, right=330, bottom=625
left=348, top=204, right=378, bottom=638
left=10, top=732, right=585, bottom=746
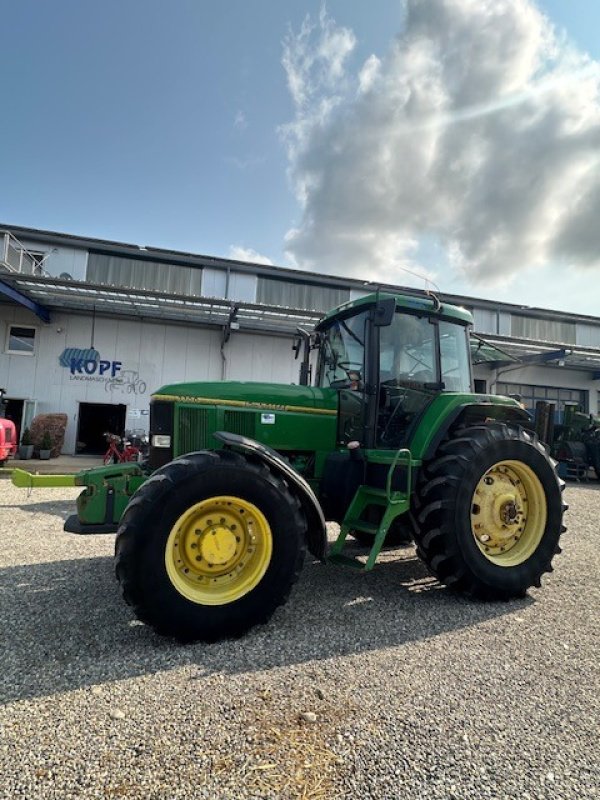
left=470, top=460, right=547, bottom=567
left=165, top=495, right=273, bottom=605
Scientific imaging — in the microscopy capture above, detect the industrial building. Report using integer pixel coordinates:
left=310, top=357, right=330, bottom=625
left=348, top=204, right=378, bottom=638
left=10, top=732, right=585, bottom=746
left=2, top=223, right=600, bottom=455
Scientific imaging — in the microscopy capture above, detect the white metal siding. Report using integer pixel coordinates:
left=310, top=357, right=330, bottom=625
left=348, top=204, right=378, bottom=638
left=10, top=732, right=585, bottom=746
left=472, top=308, right=497, bottom=334
left=18, top=240, right=88, bottom=281
left=498, top=312, right=511, bottom=336
left=576, top=323, right=600, bottom=347
left=0, top=304, right=296, bottom=453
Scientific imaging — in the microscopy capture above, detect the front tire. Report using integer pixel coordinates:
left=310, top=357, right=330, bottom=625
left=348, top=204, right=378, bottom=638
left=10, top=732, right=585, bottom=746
left=415, top=423, right=567, bottom=599
left=115, top=450, right=307, bottom=641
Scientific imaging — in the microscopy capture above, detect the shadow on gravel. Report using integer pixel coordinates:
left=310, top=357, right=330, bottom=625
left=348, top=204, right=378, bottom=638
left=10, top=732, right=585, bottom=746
left=0, top=547, right=534, bottom=705
left=2, top=500, right=76, bottom=520
left=564, top=481, right=600, bottom=493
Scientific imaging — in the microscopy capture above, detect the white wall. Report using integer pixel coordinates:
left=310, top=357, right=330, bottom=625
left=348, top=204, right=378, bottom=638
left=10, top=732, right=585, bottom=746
left=18, top=240, right=88, bottom=281
left=0, top=304, right=297, bottom=453
left=201, top=268, right=257, bottom=302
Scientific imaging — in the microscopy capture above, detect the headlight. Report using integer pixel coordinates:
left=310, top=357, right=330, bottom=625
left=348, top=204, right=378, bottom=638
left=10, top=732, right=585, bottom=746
left=152, top=435, right=171, bottom=448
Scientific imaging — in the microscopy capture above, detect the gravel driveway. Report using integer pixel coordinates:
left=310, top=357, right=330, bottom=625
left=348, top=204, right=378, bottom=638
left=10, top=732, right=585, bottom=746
left=0, top=482, right=598, bottom=799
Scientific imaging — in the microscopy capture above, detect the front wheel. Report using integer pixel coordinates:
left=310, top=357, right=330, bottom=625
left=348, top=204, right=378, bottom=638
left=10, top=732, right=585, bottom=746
left=415, top=423, right=567, bottom=599
left=115, top=450, right=307, bottom=641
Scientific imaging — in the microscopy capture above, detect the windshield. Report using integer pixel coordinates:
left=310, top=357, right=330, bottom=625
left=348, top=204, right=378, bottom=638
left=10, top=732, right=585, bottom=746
left=317, top=311, right=368, bottom=388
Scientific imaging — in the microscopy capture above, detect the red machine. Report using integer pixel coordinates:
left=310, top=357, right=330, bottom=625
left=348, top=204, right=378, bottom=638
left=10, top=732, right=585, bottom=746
left=0, top=419, right=17, bottom=465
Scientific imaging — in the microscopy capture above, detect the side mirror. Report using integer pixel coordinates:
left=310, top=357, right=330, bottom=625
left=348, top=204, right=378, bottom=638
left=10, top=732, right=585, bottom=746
left=373, top=297, right=396, bottom=327
left=292, top=336, right=302, bottom=360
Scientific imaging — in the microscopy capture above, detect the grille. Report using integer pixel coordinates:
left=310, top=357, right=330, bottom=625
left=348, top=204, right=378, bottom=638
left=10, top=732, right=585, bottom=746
left=178, top=406, right=210, bottom=452
left=223, top=410, right=256, bottom=438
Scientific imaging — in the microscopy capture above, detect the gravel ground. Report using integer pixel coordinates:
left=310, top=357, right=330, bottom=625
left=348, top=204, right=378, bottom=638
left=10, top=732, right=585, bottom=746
left=0, top=481, right=598, bottom=799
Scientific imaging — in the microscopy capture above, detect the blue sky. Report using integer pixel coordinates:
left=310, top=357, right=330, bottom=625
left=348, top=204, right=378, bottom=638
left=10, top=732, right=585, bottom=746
left=1, top=1, right=599, bottom=314
left=1, top=0, right=397, bottom=254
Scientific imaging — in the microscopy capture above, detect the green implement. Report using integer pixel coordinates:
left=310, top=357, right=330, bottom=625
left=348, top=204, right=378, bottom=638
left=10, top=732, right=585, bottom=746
left=11, top=469, right=77, bottom=489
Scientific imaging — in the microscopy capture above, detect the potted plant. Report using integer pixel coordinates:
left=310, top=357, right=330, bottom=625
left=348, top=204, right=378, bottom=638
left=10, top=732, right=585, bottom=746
left=39, top=430, right=53, bottom=460
left=19, top=428, right=34, bottom=459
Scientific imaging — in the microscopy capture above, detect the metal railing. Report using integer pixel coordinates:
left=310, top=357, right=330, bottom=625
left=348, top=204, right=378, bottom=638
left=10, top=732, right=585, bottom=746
left=0, top=231, right=50, bottom=276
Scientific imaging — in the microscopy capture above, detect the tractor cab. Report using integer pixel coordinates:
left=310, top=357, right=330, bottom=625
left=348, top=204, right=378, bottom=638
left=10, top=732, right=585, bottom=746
left=312, top=293, right=473, bottom=450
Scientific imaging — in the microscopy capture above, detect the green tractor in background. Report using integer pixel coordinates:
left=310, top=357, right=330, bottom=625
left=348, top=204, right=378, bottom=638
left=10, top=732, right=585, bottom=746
left=13, top=292, right=567, bottom=641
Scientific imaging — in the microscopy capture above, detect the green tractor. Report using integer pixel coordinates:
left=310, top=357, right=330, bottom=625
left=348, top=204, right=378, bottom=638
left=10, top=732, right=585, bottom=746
left=13, top=292, right=567, bottom=641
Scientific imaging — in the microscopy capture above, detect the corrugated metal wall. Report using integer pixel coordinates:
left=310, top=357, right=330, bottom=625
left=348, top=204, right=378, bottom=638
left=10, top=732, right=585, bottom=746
left=87, top=253, right=203, bottom=296
left=256, top=277, right=350, bottom=312
left=511, top=314, right=576, bottom=343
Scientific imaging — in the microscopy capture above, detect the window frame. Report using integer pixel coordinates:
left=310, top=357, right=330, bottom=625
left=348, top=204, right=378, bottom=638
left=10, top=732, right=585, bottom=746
left=5, top=324, right=37, bottom=356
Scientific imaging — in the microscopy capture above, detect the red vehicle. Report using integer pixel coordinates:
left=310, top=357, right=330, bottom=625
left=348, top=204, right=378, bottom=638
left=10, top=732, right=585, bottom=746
left=102, top=432, right=145, bottom=466
left=0, top=419, right=17, bottom=466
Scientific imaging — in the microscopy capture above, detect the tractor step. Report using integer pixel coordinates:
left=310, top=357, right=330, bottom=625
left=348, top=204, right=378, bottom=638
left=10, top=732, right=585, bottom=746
left=345, top=519, right=379, bottom=535
left=327, top=447, right=414, bottom=572
left=360, top=487, right=388, bottom=498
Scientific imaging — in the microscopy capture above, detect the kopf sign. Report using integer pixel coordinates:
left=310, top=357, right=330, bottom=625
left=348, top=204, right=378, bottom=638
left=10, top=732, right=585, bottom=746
left=69, top=358, right=122, bottom=377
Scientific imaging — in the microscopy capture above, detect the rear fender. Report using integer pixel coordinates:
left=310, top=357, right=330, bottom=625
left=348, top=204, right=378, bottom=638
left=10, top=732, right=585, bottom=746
left=213, top=431, right=327, bottom=560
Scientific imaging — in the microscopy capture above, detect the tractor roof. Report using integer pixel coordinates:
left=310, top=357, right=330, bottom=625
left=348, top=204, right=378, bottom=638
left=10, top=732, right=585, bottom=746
left=317, top=292, right=473, bottom=327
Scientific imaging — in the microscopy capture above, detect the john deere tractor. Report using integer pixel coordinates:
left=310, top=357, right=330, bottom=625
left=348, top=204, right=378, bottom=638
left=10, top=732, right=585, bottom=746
left=12, top=292, right=567, bottom=641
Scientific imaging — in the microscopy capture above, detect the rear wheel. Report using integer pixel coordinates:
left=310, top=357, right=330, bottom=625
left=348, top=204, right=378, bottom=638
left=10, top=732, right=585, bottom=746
left=415, top=423, right=566, bottom=599
left=115, top=450, right=307, bottom=641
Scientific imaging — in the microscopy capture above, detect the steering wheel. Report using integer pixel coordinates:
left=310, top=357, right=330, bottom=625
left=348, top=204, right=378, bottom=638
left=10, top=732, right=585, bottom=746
left=328, top=360, right=363, bottom=390
left=336, top=360, right=362, bottom=378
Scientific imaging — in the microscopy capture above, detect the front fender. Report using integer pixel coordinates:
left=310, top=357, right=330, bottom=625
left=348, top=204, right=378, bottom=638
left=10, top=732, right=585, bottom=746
left=213, top=431, right=327, bottom=560
left=422, top=401, right=533, bottom=461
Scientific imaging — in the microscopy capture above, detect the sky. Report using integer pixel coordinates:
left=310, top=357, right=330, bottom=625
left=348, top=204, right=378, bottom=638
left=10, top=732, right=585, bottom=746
left=1, top=0, right=599, bottom=315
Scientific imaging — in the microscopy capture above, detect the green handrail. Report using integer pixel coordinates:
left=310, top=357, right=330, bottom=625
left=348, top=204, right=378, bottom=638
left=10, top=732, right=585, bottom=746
left=385, top=447, right=412, bottom=504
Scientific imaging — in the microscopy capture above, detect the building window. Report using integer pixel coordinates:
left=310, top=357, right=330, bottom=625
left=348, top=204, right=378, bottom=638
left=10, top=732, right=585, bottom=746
left=6, top=325, right=36, bottom=355
left=496, top=381, right=587, bottom=422
left=27, top=251, right=47, bottom=272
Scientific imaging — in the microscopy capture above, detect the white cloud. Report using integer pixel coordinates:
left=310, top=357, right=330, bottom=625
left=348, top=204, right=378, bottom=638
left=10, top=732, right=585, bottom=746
left=280, top=0, right=600, bottom=288
left=234, top=110, right=247, bottom=130
left=228, top=245, right=273, bottom=265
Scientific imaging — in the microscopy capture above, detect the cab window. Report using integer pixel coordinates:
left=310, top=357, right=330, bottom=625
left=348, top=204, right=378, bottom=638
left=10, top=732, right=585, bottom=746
left=439, top=321, right=471, bottom=392
left=317, top=311, right=368, bottom=389
left=379, top=314, right=436, bottom=386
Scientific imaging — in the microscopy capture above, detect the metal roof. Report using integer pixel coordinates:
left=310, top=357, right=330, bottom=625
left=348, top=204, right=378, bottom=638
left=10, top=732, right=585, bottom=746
left=477, top=332, right=600, bottom=372
left=2, top=272, right=600, bottom=374
left=0, top=273, right=322, bottom=334
left=3, top=222, right=600, bottom=326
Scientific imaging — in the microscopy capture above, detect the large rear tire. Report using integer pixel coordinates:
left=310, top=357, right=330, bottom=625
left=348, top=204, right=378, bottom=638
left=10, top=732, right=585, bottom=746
left=115, top=450, right=307, bottom=641
left=415, top=423, right=567, bottom=599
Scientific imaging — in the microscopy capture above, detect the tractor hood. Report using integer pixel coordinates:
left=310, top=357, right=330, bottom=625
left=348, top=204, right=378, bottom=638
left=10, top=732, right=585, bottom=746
left=152, top=381, right=339, bottom=415
left=150, top=381, right=339, bottom=464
